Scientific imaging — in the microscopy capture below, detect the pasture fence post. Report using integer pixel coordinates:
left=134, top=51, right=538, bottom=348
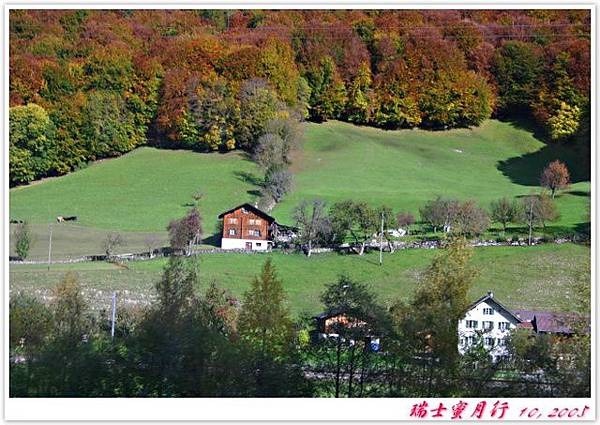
left=47, top=223, right=53, bottom=271
left=379, top=211, right=384, bottom=266
left=111, top=291, right=117, bottom=341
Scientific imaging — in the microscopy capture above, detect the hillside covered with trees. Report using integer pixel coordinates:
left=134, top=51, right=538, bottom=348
left=9, top=9, right=590, bottom=186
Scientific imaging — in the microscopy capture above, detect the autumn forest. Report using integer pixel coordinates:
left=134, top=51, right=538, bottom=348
left=9, top=9, right=590, bottom=186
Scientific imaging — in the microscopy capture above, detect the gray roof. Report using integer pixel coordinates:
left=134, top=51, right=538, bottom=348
left=513, top=309, right=589, bottom=334
left=467, top=292, right=522, bottom=323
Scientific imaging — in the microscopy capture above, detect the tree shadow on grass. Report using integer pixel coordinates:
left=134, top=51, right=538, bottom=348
left=234, top=171, right=264, bottom=201
left=567, top=190, right=591, bottom=197
left=234, top=171, right=263, bottom=187
left=496, top=117, right=589, bottom=186
left=202, top=232, right=221, bottom=247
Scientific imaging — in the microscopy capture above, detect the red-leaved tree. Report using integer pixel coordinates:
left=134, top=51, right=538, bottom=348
left=540, top=160, right=571, bottom=198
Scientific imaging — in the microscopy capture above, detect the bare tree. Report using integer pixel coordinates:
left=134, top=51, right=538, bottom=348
left=521, top=192, right=559, bottom=245
left=144, top=235, right=161, bottom=259
left=453, top=200, right=490, bottom=237
left=263, top=165, right=293, bottom=204
left=102, top=232, right=124, bottom=258
left=293, top=199, right=330, bottom=256
left=419, top=196, right=459, bottom=233
left=396, top=211, right=415, bottom=234
left=253, top=133, right=285, bottom=170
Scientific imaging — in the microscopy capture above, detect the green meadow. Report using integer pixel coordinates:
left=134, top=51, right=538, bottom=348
left=9, top=119, right=590, bottom=315
left=10, top=243, right=590, bottom=316
left=10, top=119, right=590, bottom=240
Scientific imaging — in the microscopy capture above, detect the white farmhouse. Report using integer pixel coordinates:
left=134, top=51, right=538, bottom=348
left=458, top=292, right=522, bottom=362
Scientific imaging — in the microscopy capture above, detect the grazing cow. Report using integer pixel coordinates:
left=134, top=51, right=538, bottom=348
left=10, top=219, right=24, bottom=224
left=56, top=216, right=77, bottom=222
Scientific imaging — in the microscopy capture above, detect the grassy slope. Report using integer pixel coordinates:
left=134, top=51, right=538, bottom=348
left=275, top=120, right=589, bottom=229
left=10, top=120, right=590, bottom=240
left=10, top=243, right=590, bottom=316
left=9, top=147, right=261, bottom=233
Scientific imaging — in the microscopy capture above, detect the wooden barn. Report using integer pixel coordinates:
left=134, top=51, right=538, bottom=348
left=218, top=203, right=277, bottom=251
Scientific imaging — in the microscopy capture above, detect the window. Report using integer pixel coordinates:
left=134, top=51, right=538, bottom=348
left=465, top=320, right=478, bottom=329
left=256, top=242, right=261, bottom=247
left=484, top=337, right=495, bottom=347
left=254, top=219, right=261, bottom=225
left=228, top=229, right=236, bottom=236
left=483, top=321, right=494, bottom=330
left=467, top=336, right=475, bottom=345
left=459, top=337, right=465, bottom=346
left=248, top=229, right=261, bottom=237
left=498, top=322, right=510, bottom=331
left=228, top=218, right=238, bottom=224
left=483, top=307, right=494, bottom=315
left=497, top=338, right=506, bottom=347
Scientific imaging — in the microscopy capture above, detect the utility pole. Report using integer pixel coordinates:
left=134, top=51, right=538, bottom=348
left=47, top=223, right=53, bottom=271
left=527, top=196, right=534, bottom=246
left=111, top=291, right=117, bottom=341
left=379, top=211, right=384, bottom=266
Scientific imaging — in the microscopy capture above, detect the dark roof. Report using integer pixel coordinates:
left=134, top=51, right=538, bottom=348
left=517, top=322, right=534, bottom=330
left=314, top=307, right=348, bottom=320
left=217, top=203, right=276, bottom=222
left=467, top=292, right=522, bottom=323
left=514, top=309, right=589, bottom=334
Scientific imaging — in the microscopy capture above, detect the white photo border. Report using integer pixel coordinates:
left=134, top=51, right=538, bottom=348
left=2, top=2, right=596, bottom=421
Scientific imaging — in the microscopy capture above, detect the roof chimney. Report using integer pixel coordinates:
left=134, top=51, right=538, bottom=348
left=488, top=291, right=494, bottom=298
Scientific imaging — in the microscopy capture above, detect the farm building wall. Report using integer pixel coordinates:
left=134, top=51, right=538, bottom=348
left=458, top=298, right=519, bottom=361
left=221, top=237, right=271, bottom=251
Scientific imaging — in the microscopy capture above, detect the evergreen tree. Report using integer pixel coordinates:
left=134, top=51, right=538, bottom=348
left=237, top=259, right=310, bottom=396
left=238, top=258, right=293, bottom=359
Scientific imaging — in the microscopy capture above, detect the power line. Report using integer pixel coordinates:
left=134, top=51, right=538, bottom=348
left=225, top=22, right=589, bottom=31
left=223, top=31, right=588, bottom=42
left=221, top=22, right=589, bottom=42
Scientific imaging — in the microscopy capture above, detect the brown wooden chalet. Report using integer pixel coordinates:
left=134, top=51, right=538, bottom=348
left=313, top=308, right=381, bottom=351
left=218, top=203, right=276, bottom=251
left=314, top=308, right=368, bottom=335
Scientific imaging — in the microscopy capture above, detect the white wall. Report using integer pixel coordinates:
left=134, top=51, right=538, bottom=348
left=221, top=238, right=271, bottom=251
left=458, top=299, right=519, bottom=361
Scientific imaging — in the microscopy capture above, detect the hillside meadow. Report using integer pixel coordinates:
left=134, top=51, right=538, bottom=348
left=10, top=243, right=590, bottom=317
left=10, top=119, right=590, bottom=253
left=9, top=119, right=591, bottom=315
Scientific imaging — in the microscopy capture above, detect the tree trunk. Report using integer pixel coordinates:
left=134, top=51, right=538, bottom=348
left=348, top=343, right=356, bottom=397
left=335, top=338, right=342, bottom=398
left=358, top=242, right=366, bottom=256
left=307, top=239, right=312, bottom=257
left=359, top=349, right=367, bottom=397
left=387, top=239, right=395, bottom=254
